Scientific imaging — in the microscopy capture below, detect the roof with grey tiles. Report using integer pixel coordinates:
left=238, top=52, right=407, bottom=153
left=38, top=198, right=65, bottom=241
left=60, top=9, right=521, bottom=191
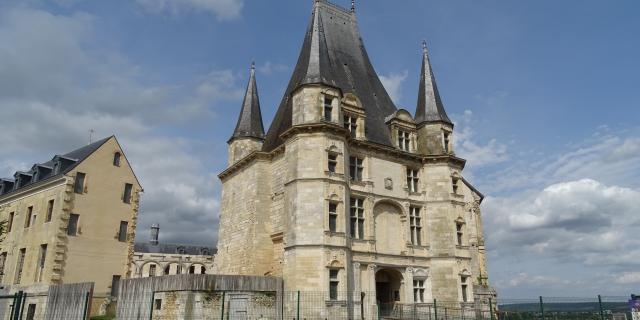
left=230, top=62, right=265, bottom=142
left=415, top=41, right=452, bottom=125
left=261, top=0, right=398, bottom=151
left=0, top=136, right=112, bottom=198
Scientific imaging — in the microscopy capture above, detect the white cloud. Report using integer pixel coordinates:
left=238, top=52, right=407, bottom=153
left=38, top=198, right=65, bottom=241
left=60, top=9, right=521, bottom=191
left=484, top=178, right=640, bottom=273
left=0, top=6, right=241, bottom=245
left=256, top=61, right=289, bottom=76
left=380, top=70, right=408, bottom=105
left=136, top=0, right=243, bottom=20
left=453, top=110, right=509, bottom=169
left=614, top=272, right=640, bottom=284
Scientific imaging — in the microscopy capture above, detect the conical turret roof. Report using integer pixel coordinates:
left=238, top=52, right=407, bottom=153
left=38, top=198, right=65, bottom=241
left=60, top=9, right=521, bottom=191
left=262, top=0, right=397, bottom=151
left=230, top=62, right=265, bottom=141
left=415, top=41, right=452, bottom=125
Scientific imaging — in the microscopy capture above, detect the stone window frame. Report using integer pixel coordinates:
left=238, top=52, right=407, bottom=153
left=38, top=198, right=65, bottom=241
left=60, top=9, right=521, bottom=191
left=409, top=206, right=423, bottom=246
left=349, top=155, right=365, bottom=182
left=397, top=129, right=411, bottom=151
left=349, top=197, right=365, bottom=240
left=113, top=152, right=122, bottom=167
left=325, top=145, right=343, bottom=177
left=326, top=260, right=345, bottom=302
left=459, top=269, right=472, bottom=303
left=442, top=128, right=453, bottom=154
left=406, top=167, right=420, bottom=193
left=45, top=199, right=54, bottom=223
left=320, top=91, right=340, bottom=124
left=413, top=278, right=426, bottom=303
left=455, top=217, right=466, bottom=247
left=341, top=96, right=366, bottom=139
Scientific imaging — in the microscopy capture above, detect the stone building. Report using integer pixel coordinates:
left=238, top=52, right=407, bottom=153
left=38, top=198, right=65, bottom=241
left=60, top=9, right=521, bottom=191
left=0, top=136, right=141, bottom=314
left=215, top=0, right=494, bottom=316
left=130, top=224, right=216, bottom=278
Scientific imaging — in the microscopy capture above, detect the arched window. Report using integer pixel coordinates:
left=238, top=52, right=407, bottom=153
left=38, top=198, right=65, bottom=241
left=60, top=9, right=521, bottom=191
left=200, top=266, right=206, bottom=274
left=189, top=265, right=195, bottom=274
left=164, top=264, right=170, bottom=275
left=113, top=152, right=121, bottom=167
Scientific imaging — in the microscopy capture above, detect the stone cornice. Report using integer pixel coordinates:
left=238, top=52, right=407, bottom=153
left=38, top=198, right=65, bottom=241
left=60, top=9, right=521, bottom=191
left=218, top=123, right=466, bottom=181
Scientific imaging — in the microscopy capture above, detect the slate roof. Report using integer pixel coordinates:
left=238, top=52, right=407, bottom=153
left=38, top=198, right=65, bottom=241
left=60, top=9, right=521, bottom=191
left=134, top=242, right=217, bottom=256
left=0, top=136, right=112, bottom=198
left=415, top=41, right=452, bottom=125
left=230, top=62, right=265, bottom=142
left=262, top=0, right=398, bottom=151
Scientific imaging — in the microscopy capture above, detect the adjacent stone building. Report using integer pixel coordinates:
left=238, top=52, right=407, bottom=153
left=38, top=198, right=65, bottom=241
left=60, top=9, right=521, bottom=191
left=0, top=136, right=141, bottom=314
left=215, top=0, right=494, bottom=315
left=130, top=224, right=216, bottom=278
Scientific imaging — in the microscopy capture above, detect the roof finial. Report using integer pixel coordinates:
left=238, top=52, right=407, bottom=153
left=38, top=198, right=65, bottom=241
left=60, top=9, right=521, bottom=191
left=251, top=60, right=255, bottom=70
left=351, top=0, right=355, bottom=13
left=422, top=39, right=428, bottom=55
left=88, top=129, right=94, bottom=144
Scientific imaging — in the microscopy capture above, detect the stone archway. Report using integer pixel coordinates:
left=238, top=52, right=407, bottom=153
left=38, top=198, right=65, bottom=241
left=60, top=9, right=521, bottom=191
left=373, top=201, right=404, bottom=254
left=375, top=269, right=403, bottom=316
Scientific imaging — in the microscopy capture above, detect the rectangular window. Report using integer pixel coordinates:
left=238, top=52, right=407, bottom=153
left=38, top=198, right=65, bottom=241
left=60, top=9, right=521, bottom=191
left=45, top=199, right=54, bottom=223
left=350, top=198, right=365, bottom=239
left=26, top=304, right=36, bottom=320
left=0, top=252, right=7, bottom=283
left=328, top=202, right=338, bottom=233
left=74, top=172, right=85, bottom=194
left=409, top=206, right=422, bottom=246
left=413, top=279, right=425, bottom=303
left=407, top=168, right=419, bottom=193
left=444, top=132, right=451, bottom=153
left=37, top=244, right=47, bottom=282
left=328, top=154, right=337, bottom=173
left=452, top=178, right=459, bottom=194
left=461, top=276, right=468, bottom=302
left=24, top=206, right=33, bottom=228
left=343, top=115, right=357, bottom=138
left=68, top=213, right=79, bottom=236
left=14, top=248, right=26, bottom=284
left=349, top=156, right=363, bottom=182
left=329, top=269, right=339, bottom=300
left=123, top=183, right=133, bottom=204
left=154, top=298, right=162, bottom=310
left=398, top=130, right=411, bottom=151
left=8, top=212, right=14, bottom=232
left=456, top=222, right=464, bottom=246
left=118, top=221, right=128, bottom=242
left=324, top=97, right=333, bottom=121
left=113, top=152, right=121, bottom=167
left=111, top=275, right=121, bottom=297
left=149, top=264, right=156, bottom=277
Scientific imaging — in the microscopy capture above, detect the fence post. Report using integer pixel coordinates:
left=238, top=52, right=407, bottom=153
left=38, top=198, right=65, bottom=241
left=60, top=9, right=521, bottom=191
left=149, top=291, right=155, bottom=320
left=489, top=298, right=494, bottom=320
left=539, top=296, right=544, bottom=320
left=434, top=299, right=438, bottom=320
left=361, top=292, right=365, bottom=320
left=18, top=292, right=27, bottom=320
left=83, top=291, right=90, bottom=320
left=220, top=291, right=225, bottom=320
left=598, top=295, right=605, bottom=320
left=296, top=291, right=300, bottom=320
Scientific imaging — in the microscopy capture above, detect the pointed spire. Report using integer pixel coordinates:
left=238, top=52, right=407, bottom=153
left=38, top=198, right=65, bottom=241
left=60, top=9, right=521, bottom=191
left=351, top=0, right=355, bottom=13
left=230, top=62, right=265, bottom=142
left=415, top=40, right=452, bottom=126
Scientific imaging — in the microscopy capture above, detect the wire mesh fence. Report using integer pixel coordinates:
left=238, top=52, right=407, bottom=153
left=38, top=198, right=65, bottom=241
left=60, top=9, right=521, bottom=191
left=121, top=291, right=635, bottom=320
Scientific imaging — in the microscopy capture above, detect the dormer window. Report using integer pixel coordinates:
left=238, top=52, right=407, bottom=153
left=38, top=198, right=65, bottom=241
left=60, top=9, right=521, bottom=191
left=177, top=247, right=186, bottom=254
left=53, top=162, right=60, bottom=174
left=113, top=152, right=121, bottom=167
left=398, top=130, right=411, bottom=151
left=32, top=171, right=39, bottom=182
left=343, top=115, right=358, bottom=138
left=323, top=97, right=333, bottom=122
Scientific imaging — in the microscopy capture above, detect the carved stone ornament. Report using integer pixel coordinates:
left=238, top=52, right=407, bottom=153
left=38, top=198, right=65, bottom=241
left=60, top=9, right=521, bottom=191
left=384, top=177, right=393, bottom=190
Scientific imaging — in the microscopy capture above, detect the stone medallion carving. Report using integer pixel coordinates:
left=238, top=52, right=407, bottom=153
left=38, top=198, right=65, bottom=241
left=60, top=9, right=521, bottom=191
left=384, top=177, right=393, bottom=190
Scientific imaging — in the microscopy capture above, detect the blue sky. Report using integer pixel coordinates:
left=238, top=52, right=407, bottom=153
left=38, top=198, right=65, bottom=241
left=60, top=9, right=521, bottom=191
left=1, top=0, right=639, bottom=297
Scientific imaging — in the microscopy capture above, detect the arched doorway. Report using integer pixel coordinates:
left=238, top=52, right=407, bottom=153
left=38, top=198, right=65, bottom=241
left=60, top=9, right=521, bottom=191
left=375, top=269, right=403, bottom=316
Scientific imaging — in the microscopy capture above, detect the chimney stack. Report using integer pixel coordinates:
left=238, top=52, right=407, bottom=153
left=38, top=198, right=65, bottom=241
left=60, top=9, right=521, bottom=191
left=150, top=223, right=160, bottom=245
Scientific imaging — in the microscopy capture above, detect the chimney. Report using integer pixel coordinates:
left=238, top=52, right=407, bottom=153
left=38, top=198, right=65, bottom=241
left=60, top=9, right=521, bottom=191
left=150, top=224, right=160, bottom=245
